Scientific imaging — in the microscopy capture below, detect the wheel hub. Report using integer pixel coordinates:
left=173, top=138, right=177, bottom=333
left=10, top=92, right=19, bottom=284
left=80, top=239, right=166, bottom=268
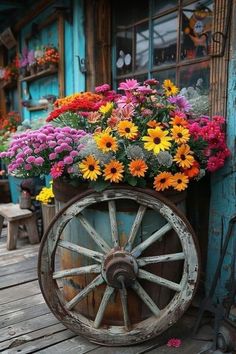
left=102, top=249, right=138, bottom=288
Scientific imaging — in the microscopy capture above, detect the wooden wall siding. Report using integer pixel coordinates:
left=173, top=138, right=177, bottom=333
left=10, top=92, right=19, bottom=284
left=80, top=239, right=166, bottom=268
left=210, top=0, right=230, bottom=116
left=58, top=14, right=65, bottom=98
left=85, top=0, right=111, bottom=90
left=206, top=0, right=236, bottom=300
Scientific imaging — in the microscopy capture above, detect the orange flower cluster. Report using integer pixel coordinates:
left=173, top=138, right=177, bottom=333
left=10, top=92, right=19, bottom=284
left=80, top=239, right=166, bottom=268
left=36, top=46, right=59, bottom=66
left=54, top=92, right=102, bottom=108
left=0, top=112, right=21, bottom=133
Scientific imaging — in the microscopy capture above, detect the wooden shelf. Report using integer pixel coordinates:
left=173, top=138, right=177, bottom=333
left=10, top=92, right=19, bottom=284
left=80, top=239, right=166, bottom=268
left=27, top=105, right=48, bottom=112
left=19, top=67, right=58, bottom=83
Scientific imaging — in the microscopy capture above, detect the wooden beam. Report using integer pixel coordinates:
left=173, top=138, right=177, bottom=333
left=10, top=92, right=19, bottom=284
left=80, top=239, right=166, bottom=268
left=14, top=0, right=55, bottom=32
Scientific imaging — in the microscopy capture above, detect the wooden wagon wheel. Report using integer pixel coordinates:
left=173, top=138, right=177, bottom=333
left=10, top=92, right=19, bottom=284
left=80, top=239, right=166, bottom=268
left=38, top=187, right=200, bottom=346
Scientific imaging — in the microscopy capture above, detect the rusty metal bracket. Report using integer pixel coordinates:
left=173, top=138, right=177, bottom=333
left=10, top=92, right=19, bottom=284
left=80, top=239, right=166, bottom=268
left=210, top=0, right=233, bottom=57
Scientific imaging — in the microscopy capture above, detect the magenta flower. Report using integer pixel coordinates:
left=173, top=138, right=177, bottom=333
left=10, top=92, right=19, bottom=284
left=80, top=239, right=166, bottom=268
left=168, top=95, right=192, bottom=112
left=144, top=78, right=159, bottom=86
left=26, top=156, right=36, bottom=163
left=95, top=84, right=110, bottom=93
left=167, top=338, right=182, bottom=348
left=118, top=79, right=140, bottom=91
left=137, top=86, right=153, bottom=94
left=35, top=157, right=44, bottom=166
left=63, top=156, right=73, bottom=165
left=50, top=162, right=64, bottom=179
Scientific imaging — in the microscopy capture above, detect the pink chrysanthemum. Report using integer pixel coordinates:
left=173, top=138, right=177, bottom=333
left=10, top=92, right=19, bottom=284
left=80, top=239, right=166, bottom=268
left=95, top=84, right=110, bottom=93
left=118, top=79, right=140, bottom=91
left=50, top=162, right=64, bottom=179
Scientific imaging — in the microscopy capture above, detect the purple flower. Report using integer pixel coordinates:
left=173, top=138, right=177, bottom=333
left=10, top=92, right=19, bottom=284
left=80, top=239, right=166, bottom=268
left=49, top=153, right=57, bottom=160
left=26, top=156, right=36, bottom=163
left=35, top=157, right=44, bottom=165
left=64, top=156, right=73, bottom=165
left=168, top=95, right=192, bottom=112
left=25, top=164, right=32, bottom=171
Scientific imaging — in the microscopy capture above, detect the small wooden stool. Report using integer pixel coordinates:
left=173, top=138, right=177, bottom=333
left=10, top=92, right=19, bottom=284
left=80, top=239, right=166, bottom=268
left=0, top=203, right=40, bottom=250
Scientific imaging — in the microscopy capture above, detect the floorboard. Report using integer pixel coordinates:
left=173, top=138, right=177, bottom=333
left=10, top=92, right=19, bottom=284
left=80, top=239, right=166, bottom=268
left=0, top=231, right=214, bottom=353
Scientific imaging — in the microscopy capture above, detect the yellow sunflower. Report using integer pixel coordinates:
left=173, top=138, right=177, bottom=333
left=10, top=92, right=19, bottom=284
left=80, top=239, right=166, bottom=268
left=103, top=160, right=124, bottom=183
left=95, top=131, right=118, bottom=153
left=142, top=127, right=172, bottom=154
left=171, top=125, right=190, bottom=144
left=163, top=80, right=179, bottom=97
left=129, top=159, right=148, bottom=177
left=79, top=155, right=101, bottom=181
left=99, top=102, right=114, bottom=114
left=153, top=172, right=173, bottom=191
left=173, top=144, right=194, bottom=169
left=170, top=173, right=189, bottom=191
left=117, top=120, right=138, bottom=140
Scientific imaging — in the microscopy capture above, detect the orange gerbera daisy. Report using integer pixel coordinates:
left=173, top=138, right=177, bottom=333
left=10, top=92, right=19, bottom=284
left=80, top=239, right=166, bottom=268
left=170, top=173, right=189, bottom=191
left=129, top=159, right=148, bottom=177
left=170, top=115, right=188, bottom=127
left=117, top=120, right=138, bottom=139
left=147, top=120, right=161, bottom=128
left=79, top=155, right=101, bottom=181
left=171, top=125, right=190, bottom=144
left=103, top=160, right=124, bottom=183
left=153, top=172, right=172, bottom=191
left=95, top=132, right=118, bottom=153
left=183, top=161, right=200, bottom=178
left=174, top=144, right=194, bottom=169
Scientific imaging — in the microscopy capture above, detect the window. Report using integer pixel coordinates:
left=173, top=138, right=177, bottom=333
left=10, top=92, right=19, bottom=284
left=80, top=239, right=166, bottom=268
left=112, top=0, right=213, bottom=114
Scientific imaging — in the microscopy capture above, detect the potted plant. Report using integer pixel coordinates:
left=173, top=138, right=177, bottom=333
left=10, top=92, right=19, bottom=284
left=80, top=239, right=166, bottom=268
left=36, top=183, right=55, bottom=231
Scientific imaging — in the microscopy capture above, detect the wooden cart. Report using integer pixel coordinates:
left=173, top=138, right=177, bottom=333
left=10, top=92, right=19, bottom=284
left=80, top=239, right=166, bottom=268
left=38, top=186, right=200, bottom=346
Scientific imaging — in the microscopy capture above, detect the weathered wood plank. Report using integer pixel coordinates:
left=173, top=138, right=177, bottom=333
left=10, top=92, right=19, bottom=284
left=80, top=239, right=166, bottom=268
left=0, top=293, right=44, bottom=316
left=0, top=257, right=37, bottom=277
left=0, top=323, right=66, bottom=352
left=0, top=313, right=59, bottom=343
left=0, top=303, right=50, bottom=329
left=37, top=336, right=99, bottom=354
left=1, top=329, right=75, bottom=354
left=0, top=281, right=40, bottom=305
left=0, top=268, right=38, bottom=290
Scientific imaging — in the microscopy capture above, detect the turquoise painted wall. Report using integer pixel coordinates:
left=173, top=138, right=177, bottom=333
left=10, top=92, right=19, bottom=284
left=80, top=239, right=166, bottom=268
left=206, top=57, right=236, bottom=300
left=19, top=0, right=86, bottom=123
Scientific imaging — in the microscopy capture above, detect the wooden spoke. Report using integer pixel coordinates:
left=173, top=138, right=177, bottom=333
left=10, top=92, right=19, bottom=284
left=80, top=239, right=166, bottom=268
left=138, top=269, right=182, bottom=292
left=119, top=280, right=131, bottom=330
left=58, top=240, right=103, bottom=263
left=53, top=264, right=101, bottom=279
left=108, top=200, right=119, bottom=247
left=93, top=286, right=115, bottom=329
left=66, top=275, right=104, bottom=310
left=76, top=213, right=111, bottom=253
left=132, top=281, right=160, bottom=316
left=137, top=252, right=185, bottom=267
left=131, top=223, right=172, bottom=257
left=125, top=205, right=147, bottom=252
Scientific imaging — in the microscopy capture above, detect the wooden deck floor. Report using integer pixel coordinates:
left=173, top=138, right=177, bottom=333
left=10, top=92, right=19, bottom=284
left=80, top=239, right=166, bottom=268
left=0, top=228, right=214, bottom=354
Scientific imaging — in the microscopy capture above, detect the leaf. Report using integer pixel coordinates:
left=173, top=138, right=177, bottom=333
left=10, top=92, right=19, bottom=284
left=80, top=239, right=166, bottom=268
left=127, top=176, right=137, bottom=186
left=89, top=180, right=110, bottom=192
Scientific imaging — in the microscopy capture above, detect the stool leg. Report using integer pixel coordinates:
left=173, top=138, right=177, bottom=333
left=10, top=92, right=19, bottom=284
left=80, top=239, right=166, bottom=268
left=0, top=215, right=4, bottom=237
left=24, top=215, right=40, bottom=244
left=7, top=221, right=19, bottom=250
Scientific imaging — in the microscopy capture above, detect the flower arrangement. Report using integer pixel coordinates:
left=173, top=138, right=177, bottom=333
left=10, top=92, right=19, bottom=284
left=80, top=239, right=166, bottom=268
left=37, top=45, right=59, bottom=68
left=1, top=79, right=230, bottom=193
left=0, top=56, right=19, bottom=83
left=36, top=184, right=54, bottom=204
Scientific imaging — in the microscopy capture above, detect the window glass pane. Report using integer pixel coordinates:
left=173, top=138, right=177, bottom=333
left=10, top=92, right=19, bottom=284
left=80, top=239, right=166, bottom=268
left=179, top=62, right=210, bottom=115
left=115, top=30, right=133, bottom=76
left=153, top=12, right=178, bottom=67
left=152, top=68, right=176, bottom=85
left=135, top=22, right=149, bottom=71
left=113, top=0, right=148, bottom=27
left=181, top=1, right=213, bottom=60
left=153, top=0, right=178, bottom=15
